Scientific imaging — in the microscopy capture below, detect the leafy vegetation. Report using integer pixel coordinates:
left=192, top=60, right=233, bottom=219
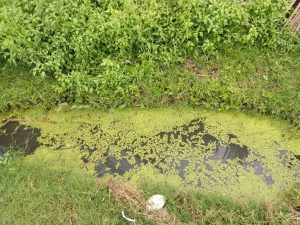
left=0, top=0, right=299, bottom=126
left=1, top=0, right=296, bottom=74
left=0, top=1, right=298, bottom=75
left=0, top=61, right=58, bottom=112
left=1, top=48, right=299, bottom=127
left=0, top=0, right=299, bottom=124
left=0, top=153, right=299, bottom=225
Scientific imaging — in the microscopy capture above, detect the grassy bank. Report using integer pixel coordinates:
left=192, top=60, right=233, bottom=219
left=1, top=48, right=299, bottom=127
left=1, top=0, right=299, bottom=224
left=0, top=0, right=299, bottom=126
left=0, top=62, right=58, bottom=112
left=0, top=153, right=299, bottom=225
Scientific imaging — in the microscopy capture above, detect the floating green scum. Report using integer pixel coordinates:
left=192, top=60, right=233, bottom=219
left=0, top=106, right=299, bottom=202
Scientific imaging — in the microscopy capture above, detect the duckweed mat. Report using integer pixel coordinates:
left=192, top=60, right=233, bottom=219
left=1, top=107, right=299, bottom=201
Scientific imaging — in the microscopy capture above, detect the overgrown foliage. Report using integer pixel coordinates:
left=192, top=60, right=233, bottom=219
left=0, top=0, right=299, bottom=126
left=1, top=48, right=300, bottom=127
left=0, top=0, right=297, bottom=75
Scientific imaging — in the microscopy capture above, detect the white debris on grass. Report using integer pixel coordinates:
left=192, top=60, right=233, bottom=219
left=147, top=194, right=165, bottom=211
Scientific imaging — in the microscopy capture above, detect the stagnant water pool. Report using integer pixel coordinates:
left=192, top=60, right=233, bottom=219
left=0, top=107, right=299, bottom=201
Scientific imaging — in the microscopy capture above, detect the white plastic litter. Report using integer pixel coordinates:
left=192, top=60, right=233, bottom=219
left=122, top=211, right=136, bottom=225
left=147, top=194, right=165, bottom=211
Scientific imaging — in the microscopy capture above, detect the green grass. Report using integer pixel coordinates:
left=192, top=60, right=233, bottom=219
left=0, top=154, right=134, bottom=225
left=0, top=61, right=58, bottom=113
left=0, top=153, right=299, bottom=225
left=1, top=48, right=299, bottom=127
left=187, top=47, right=300, bottom=126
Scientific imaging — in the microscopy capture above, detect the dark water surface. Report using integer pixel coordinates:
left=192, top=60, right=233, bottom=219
left=1, top=119, right=299, bottom=187
left=90, top=119, right=299, bottom=186
left=0, top=121, right=41, bottom=156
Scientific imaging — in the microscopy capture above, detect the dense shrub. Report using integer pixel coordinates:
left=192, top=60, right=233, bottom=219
left=0, top=0, right=299, bottom=126
left=0, top=0, right=294, bottom=77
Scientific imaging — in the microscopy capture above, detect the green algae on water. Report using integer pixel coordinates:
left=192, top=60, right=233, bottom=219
left=1, top=106, right=299, bottom=202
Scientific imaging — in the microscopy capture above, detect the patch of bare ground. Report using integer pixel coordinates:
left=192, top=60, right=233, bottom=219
left=182, top=59, right=219, bottom=79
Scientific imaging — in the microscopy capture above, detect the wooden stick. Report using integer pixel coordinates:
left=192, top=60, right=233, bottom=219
left=291, top=6, right=300, bottom=26
left=285, top=2, right=300, bottom=31
left=291, top=9, right=300, bottom=31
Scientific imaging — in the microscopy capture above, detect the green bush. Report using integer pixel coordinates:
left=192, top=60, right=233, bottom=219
left=0, top=0, right=295, bottom=77
left=0, top=0, right=299, bottom=126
